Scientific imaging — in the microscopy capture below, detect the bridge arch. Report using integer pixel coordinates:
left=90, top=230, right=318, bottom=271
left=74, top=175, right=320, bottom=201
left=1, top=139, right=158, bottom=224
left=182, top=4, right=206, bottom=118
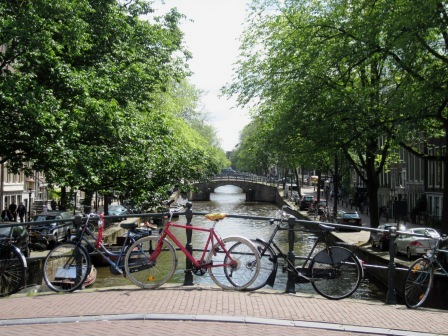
left=189, top=178, right=280, bottom=203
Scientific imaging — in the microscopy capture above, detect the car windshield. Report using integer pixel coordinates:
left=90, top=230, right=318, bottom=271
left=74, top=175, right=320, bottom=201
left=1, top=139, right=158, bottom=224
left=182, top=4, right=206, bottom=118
left=418, top=228, right=440, bottom=238
left=0, top=226, right=11, bottom=236
left=109, top=206, right=124, bottom=211
left=342, top=213, right=359, bottom=219
left=303, top=196, right=313, bottom=201
left=33, top=216, right=57, bottom=221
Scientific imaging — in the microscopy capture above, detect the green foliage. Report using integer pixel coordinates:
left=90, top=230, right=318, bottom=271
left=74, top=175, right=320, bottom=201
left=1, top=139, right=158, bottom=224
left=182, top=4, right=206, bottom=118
left=225, top=0, right=448, bottom=229
left=0, top=0, right=227, bottom=208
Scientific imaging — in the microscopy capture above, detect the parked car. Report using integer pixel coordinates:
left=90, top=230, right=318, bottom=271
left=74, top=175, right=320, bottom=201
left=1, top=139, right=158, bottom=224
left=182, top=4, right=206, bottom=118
left=370, top=223, right=397, bottom=251
left=395, top=227, right=440, bottom=260
left=318, top=199, right=328, bottom=208
left=0, top=223, right=30, bottom=257
left=28, top=211, right=74, bottom=249
left=108, top=204, right=128, bottom=222
left=335, top=210, right=362, bottom=230
left=299, top=195, right=314, bottom=210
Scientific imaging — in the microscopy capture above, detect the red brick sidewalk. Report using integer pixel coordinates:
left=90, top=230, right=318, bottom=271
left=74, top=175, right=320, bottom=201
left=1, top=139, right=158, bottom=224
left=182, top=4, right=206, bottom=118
left=0, top=285, right=446, bottom=336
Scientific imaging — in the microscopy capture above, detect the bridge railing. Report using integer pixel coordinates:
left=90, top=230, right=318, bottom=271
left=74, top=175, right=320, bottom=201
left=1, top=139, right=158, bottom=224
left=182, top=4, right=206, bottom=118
left=12, top=205, right=445, bottom=304
left=99, top=208, right=446, bottom=304
left=211, top=172, right=278, bottom=186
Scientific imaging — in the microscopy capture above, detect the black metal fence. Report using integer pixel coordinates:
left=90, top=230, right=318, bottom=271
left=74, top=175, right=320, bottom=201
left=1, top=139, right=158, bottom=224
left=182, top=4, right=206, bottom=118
left=1, top=207, right=445, bottom=305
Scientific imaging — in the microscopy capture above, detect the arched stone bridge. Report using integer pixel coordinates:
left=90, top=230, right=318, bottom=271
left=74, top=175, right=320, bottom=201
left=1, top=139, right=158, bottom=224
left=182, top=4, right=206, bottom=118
left=188, top=175, right=281, bottom=203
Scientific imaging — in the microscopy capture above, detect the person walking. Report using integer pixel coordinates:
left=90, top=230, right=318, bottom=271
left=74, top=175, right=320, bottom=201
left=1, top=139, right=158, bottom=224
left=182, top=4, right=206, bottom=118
left=9, top=201, right=17, bottom=222
left=50, top=199, right=57, bottom=211
left=17, top=202, right=27, bottom=223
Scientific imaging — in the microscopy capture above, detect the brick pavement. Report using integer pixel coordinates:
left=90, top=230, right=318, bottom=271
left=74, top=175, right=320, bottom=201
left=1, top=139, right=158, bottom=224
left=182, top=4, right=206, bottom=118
left=0, top=284, right=447, bottom=336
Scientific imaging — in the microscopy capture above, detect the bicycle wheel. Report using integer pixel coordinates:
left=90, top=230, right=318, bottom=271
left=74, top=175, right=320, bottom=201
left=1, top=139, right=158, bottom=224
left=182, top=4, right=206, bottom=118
left=124, top=236, right=177, bottom=289
left=0, top=245, right=26, bottom=297
left=310, top=246, right=362, bottom=300
left=43, top=242, right=91, bottom=293
left=404, top=258, right=434, bottom=309
left=207, top=236, right=260, bottom=290
left=228, top=239, right=278, bottom=291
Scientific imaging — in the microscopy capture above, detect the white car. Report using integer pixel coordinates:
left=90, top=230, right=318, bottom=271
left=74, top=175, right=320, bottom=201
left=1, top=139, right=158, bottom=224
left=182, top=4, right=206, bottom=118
left=394, top=227, right=440, bottom=259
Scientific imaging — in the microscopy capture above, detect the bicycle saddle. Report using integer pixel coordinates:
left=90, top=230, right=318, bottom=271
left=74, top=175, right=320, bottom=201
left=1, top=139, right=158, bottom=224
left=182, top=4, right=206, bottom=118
left=205, top=213, right=227, bottom=221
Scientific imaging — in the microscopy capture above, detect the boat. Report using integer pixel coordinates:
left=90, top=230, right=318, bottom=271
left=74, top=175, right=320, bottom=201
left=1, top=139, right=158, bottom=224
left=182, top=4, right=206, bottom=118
left=53, top=264, right=97, bottom=289
left=84, top=265, right=97, bottom=287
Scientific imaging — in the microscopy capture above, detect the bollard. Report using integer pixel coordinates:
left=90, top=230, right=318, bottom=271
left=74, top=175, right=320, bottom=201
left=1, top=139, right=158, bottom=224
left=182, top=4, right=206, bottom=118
left=74, top=215, right=83, bottom=239
left=183, top=202, right=194, bottom=286
left=285, top=216, right=296, bottom=293
left=386, top=226, right=398, bottom=304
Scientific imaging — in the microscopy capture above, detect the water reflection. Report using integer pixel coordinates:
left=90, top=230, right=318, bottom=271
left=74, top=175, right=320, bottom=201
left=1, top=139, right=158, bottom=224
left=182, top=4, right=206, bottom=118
left=93, top=185, right=387, bottom=303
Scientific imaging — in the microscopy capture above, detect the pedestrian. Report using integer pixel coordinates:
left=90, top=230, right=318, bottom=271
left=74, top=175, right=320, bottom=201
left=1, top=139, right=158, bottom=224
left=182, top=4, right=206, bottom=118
left=1, top=207, right=12, bottom=221
left=50, top=199, right=57, bottom=211
left=9, top=201, right=17, bottom=222
left=17, top=202, right=27, bottom=223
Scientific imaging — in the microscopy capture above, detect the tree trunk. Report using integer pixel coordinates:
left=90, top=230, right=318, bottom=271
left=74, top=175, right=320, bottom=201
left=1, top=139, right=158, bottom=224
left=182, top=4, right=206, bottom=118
left=441, top=130, right=448, bottom=235
left=332, top=154, right=340, bottom=217
left=59, top=187, right=67, bottom=211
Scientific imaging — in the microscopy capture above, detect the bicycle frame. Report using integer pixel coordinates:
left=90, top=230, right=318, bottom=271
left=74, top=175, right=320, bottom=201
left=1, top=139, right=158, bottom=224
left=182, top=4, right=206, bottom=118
left=257, top=221, right=331, bottom=283
left=151, top=219, right=235, bottom=269
left=425, top=239, right=448, bottom=276
left=403, top=235, right=448, bottom=309
left=75, top=214, right=151, bottom=275
left=258, top=215, right=362, bottom=286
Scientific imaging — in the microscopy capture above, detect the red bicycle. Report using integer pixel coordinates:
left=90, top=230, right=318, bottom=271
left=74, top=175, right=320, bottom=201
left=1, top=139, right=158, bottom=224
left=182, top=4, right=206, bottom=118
left=124, top=211, right=260, bottom=290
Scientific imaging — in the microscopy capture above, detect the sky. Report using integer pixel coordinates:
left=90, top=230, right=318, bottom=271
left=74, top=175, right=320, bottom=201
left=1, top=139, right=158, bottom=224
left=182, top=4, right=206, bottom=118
left=154, top=0, right=252, bottom=152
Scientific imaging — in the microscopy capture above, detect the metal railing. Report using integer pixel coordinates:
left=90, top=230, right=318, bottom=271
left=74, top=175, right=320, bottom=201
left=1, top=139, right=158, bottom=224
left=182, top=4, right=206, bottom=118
left=2, top=206, right=445, bottom=304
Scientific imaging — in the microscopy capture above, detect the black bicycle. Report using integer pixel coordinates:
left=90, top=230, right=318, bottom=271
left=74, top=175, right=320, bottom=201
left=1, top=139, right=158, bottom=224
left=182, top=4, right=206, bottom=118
left=43, top=212, right=153, bottom=292
left=0, top=225, right=27, bottom=297
left=232, top=206, right=363, bottom=299
left=403, top=234, right=448, bottom=308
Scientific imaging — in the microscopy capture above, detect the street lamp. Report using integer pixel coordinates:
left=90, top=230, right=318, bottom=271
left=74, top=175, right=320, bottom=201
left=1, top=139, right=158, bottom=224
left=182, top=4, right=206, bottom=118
left=28, top=188, right=32, bottom=222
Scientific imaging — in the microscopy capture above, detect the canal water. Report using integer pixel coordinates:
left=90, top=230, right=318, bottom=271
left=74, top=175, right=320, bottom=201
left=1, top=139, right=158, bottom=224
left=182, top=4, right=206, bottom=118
left=92, top=185, right=388, bottom=303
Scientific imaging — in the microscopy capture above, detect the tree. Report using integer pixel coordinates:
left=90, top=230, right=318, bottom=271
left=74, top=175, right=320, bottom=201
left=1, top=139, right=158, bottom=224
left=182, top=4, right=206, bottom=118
left=225, top=0, right=419, bottom=228
left=1, top=0, right=227, bottom=210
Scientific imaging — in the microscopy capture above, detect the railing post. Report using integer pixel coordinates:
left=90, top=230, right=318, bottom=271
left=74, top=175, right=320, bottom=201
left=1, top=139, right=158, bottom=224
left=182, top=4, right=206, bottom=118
left=285, top=216, right=296, bottom=294
left=386, top=226, right=398, bottom=304
left=183, top=201, right=194, bottom=286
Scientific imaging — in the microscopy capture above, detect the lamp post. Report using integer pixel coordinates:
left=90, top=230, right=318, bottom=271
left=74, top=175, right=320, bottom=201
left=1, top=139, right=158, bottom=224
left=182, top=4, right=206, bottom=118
left=28, top=189, right=32, bottom=222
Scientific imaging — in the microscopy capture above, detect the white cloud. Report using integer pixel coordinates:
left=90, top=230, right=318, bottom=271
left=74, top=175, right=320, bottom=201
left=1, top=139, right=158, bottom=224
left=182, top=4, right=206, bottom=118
left=154, top=0, right=251, bottom=151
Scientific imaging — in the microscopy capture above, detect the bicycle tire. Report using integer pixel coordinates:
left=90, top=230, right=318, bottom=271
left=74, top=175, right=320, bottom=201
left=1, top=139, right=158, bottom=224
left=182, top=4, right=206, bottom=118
left=310, top=246, right=362, bottom=300
left=228, top=239, right=278, bottom=291
left=404, top=257, right=434, bottom=309
left=43, top=242, right=91, bottom=293
left=207, top=236, right=260, bottom=290
left=124, top=236, right=177, bottom=289
left=0, top=245, right=26, bottom=297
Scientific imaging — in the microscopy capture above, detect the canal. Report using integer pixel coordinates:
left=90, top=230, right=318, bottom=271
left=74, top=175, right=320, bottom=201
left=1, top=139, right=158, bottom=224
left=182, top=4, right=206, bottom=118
left=92, top=185, right=388, bottom=303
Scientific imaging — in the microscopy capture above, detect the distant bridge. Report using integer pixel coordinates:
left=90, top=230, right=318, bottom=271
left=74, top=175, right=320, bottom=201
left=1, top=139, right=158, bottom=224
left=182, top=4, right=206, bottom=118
left=188, top=174, right=282, bottom=203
